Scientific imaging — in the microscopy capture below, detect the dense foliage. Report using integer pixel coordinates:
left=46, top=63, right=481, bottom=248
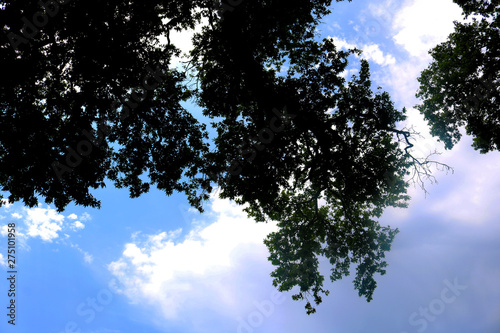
left=1, top=0, right=429, bottom=312
left=416, top=0, right=500, bottom=153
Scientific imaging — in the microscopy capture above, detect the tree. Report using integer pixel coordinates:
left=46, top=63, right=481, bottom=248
left=1, top=0, right=432, bottom=313
left=1, top=0, right=212, bottom=210
left=416, top=0, right=500, bottom=153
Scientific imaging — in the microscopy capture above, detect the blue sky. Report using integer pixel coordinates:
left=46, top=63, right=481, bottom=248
left=1, top=0, right=500, bottom=332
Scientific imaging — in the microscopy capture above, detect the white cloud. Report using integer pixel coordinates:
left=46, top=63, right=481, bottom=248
left=0, top=225, right=8, bottom=237
left=330, top=37, right=396, bottom=66
left=80, top=212, right=91, bottom=221
left=82, top=252, right=93, bottom=264
left=392, top=0, right=463, bottom=58
left=426, top=135, right=500, bottom=224
left=80, top=249, right=93, bottom=264
left=347, top=0, right=500, bottom=230
left=384, top=60, right=425, bottom=107
left=72, top=221, right=85, bottom=230
left=331, top=36, right=357, bottom=51
left=375, top=1, right=464, bottom=108
left=24, top=207, right=65, bottom=242
left=367, top=0, right=399, bottom=21
left=0, top=253, right=6, bottom=267
left=108, top=194, right=278, bottom=320
left=0, top=205, right=90, bottom=243
left=363, top=43, right=396, bottom=66
left=340, top=67, right=360, bottom=79
left=370, top=0, right=500, bottom=227
left=160, top=16, right=209, bottom=69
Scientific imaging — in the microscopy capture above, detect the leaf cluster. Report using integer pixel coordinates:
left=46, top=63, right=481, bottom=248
left=416, top=0, right=500, bottom=153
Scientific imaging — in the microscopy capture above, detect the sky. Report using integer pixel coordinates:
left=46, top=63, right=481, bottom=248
left=1, top=0, right=500, bottom=332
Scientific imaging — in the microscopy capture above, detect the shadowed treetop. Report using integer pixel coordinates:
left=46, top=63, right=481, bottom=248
left=1, top=0, right=442, bottom=313
left=416, top=0, right=500, bottom=153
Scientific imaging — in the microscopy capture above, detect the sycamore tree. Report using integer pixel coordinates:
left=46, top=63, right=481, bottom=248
left=1, top=0, right=439, bottom=313
left=416, top=0, right=500, bottom=153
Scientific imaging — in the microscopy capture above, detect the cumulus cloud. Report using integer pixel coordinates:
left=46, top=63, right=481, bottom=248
left=330, top=37, right=396, bottom=66
left=363, top=43, right=396, bottom=66
left=392, top=0, right=463, bottom=58
left=0, top=205, right=90, bottom=243
left=108, top=194, right=278, bottom=321
left=72, top=221, right=85, bottom=231
left=67, top=212, right=91, bottom=222
left=331, top=37, right=357, bottom=51
left=24, top=207, right=65, bottom=242
left=352, top=0, right=464, bottom=109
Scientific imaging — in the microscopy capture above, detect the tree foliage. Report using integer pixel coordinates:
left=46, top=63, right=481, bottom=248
left=190, top=2, right=415, bottom=311
left=1, top=0, right=430, bottom=313
left=0, top=0, right=213, bottom=210
left=416, top=0, right=500, bottom=153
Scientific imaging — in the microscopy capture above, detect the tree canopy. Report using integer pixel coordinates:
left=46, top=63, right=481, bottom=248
left=1, top=0, right=434, bottom=313
left=416, top=0, right=500, bottom=153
